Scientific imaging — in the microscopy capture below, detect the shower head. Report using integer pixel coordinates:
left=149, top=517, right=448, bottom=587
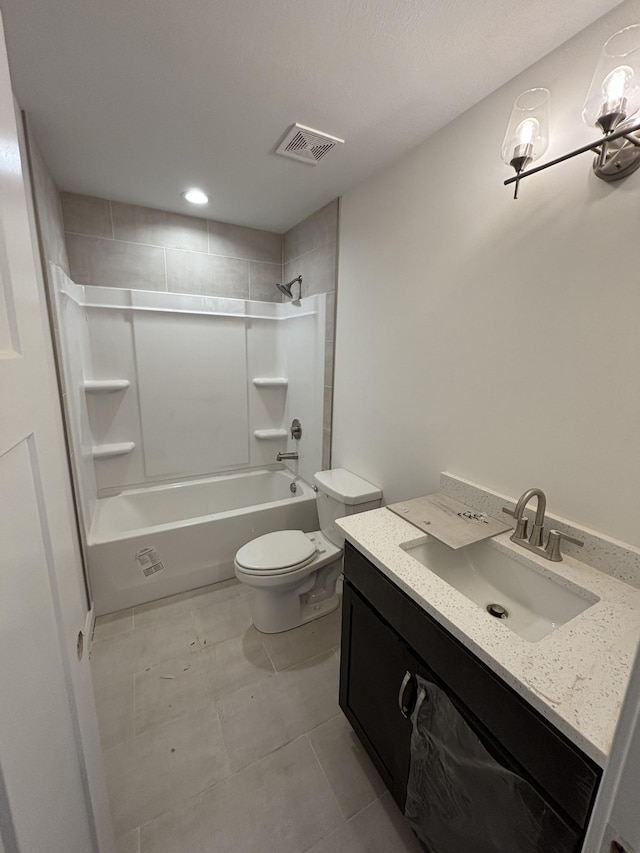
left=276, top=281, right=291, bottom=296
left=276, top=275, right=302, bottom=299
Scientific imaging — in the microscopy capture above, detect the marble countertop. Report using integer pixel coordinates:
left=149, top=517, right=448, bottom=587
left=337, top=507, right=640, bottom=767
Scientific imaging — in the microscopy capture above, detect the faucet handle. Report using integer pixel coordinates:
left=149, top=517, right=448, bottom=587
left=502, top=506, right=528, bottom=540
left=545, top=529, right=584, bottom=562
left=528, top=522, right=546, bottom=547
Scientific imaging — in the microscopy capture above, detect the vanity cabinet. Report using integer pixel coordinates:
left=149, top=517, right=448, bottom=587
left=339, top=542, right=601, bottom=853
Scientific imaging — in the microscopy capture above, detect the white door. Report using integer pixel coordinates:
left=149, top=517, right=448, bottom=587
left=0, top=11, right=113, bottom=853
left=583, top=639, right=640, bottom=853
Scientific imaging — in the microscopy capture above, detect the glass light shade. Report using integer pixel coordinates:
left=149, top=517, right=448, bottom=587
left=583, top=25, right=640, bottom=130
left=501, top=88, right=550, bottom=168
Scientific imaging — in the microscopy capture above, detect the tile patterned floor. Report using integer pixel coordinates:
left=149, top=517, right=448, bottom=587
left=90, top=580, right=422, bottom=853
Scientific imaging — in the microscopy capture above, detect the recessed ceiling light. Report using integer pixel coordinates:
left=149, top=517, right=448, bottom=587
left=183, top=188, right=209, bottom=205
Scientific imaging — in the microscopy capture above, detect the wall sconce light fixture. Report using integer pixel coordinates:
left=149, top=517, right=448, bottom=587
left=501, top=88, right=550, bottom=198
left=503, top=24, right=640, bottom=198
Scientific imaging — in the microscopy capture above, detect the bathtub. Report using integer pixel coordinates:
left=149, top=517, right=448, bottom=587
left=87, top=468, right=318, bottom=615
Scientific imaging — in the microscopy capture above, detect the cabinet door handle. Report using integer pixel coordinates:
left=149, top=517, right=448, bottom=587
left=398, top=670, right=413, bottom=718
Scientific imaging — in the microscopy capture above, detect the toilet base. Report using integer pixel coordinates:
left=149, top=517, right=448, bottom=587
left=301, top=591, right=340, bottom=626
left=248, top=557, right=342, bottom=634
left=252, top=590, right=340, bottom=634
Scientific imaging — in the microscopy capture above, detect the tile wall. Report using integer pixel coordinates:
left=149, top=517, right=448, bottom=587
left=62, top=194, right=283, bottom=302
left=61, top=194, right=339, bottom=469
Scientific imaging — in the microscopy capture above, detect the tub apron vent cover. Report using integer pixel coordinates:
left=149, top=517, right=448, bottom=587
left=275, top=123, right=345, bottom=165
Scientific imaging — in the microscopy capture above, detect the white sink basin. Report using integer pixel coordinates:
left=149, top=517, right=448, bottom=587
left=403, top=537, right=599, bottom=642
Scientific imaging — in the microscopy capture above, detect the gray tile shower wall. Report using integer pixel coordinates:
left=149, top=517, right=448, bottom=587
left=283, top=200, right=339, bottom=471
left=62, top=193, right=283, bottom=303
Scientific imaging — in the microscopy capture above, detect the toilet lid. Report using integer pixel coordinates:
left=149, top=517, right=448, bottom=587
left=235, top=530, right=317, bottom=572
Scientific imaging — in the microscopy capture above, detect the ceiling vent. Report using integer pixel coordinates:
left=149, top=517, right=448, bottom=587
left=275, top=123, right=345, bottom=165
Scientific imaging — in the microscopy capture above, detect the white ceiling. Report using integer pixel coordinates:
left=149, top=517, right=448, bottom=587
left=1, top=0, right=624, bottom=232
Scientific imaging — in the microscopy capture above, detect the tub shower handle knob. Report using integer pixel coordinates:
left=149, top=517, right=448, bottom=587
left=290, top=419, right=302, bottom=440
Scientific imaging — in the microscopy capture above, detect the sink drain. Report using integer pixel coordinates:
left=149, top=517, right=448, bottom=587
left=487, top=603, right=509, bottom=619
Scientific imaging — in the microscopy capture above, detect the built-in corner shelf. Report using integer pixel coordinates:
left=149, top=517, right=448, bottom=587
left=84, top=379, right=130, bottom=393
left=92, top=441, right=135, bottom=460
left=254, top=429, right=288, bottom=440
left=252, top=378, right=288, bottom=388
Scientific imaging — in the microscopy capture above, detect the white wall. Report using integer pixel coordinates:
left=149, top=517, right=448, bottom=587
left=333, top=0, right=640, bottom=548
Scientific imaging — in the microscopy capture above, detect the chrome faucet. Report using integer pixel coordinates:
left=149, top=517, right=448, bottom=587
left=277, top=451, right=298, bottom=461
left=503, top=488, right=584, bottom=561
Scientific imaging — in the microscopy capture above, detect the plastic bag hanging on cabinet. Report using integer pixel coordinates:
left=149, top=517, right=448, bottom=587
left=404, top=676, right=581, bottom=853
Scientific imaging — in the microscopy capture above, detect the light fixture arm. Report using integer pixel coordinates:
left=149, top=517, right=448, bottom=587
left=623, top=132, right=640, bottom=147
left=504, top=119, right=640, bottom=189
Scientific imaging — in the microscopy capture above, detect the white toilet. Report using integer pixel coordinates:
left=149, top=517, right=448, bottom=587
left=234, top=468, right=382, bottom=633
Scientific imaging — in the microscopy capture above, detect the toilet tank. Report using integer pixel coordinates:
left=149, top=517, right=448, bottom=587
left=313, top=469, right=382, bottom=547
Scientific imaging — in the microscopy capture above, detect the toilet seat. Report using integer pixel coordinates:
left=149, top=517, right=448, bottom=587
left=235, top=530, right=318, bottom=576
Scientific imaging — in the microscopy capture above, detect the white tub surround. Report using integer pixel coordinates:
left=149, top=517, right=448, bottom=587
left=92, top=441, right=135, bottom=460
left=88, top=468, right=318, bottom=615
left=254, top=429, right=288, bottom=440
left=337, top=508, right=640, bottom=767
left=54, top=274, right=328, bottom=617
left=83, top=379, right=130, bottom=392
left=50, top=265, right=98, bottom=542
left=252, top=378, right=288, bottom=388
left=58, top=278, right=327, bottom=495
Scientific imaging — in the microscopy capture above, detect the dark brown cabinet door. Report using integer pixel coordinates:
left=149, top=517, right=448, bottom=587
left=405, top=671, right=583, bottom=853
left=339, top=581, right=416, bottom=807
left=340, top=542, right=601, bottom=851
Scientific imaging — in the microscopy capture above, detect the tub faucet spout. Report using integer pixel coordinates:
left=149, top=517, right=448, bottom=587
left=277, top=451, right=298, bottom=461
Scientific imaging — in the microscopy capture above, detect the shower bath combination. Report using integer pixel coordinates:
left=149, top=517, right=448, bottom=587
left=53, top=271, right=329, bottom=615
left=276, top=275, right=302, bottom=299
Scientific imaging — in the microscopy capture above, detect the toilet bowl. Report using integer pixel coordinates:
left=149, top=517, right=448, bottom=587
left=234, top=468, right=382, bottom=633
